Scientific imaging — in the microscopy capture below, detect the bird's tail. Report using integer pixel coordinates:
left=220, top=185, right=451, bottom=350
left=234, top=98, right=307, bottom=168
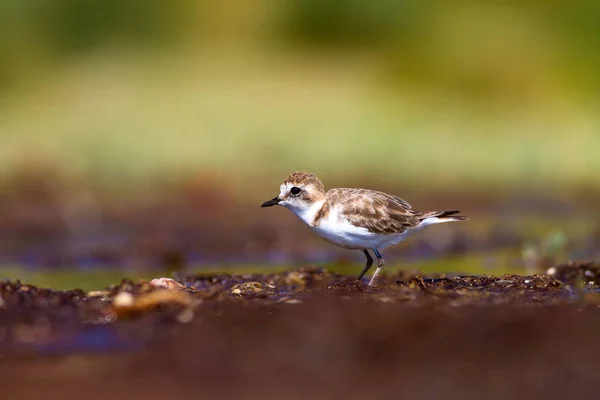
left=419, top=210, right=468, bottom=223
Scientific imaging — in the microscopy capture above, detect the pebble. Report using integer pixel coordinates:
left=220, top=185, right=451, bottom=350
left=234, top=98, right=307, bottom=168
left=149, top=278, right=185, bottom=290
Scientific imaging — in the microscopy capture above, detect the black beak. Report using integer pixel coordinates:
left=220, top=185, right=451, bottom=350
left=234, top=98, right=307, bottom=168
left=261, top=196, right=281, bottom=207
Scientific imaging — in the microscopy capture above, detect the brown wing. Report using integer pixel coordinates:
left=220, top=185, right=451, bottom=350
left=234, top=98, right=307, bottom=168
left=327, top=188, right=423, bottom=235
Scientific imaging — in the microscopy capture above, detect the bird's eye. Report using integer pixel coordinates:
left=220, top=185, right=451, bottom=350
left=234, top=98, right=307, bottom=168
left=290, top=187, right=302, bottom=196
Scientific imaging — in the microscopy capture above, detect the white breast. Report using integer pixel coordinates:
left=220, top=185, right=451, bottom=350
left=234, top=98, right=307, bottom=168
left=309, top=206, right=409, bottom=250
left=286, top=200, right=410, bottom=250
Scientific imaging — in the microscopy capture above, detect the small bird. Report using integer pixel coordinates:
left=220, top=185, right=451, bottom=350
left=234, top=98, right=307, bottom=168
left=261, top=171, right=467, bottom=286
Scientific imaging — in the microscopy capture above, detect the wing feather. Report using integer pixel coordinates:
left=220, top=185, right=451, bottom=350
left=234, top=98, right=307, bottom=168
left=327, top=188, right=422, bottom=235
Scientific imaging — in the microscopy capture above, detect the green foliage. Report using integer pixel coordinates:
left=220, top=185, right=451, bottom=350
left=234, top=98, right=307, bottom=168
left=281, top=0, right=424, bottom=48
left=0, top=0, right=599, bottom=189
left=37, top=0, right=185, bottom=53
left=0, top=0, right=189, bottom=88
left=1, top=0, right=600, bottom=93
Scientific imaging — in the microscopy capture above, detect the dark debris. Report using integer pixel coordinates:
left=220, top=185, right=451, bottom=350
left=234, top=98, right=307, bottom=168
left=547, top=260, right=600, bottom=286
left=2, top=264, right=600, bottom=399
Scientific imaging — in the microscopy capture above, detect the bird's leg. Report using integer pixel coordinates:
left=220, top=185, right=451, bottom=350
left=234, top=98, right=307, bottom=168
left=357, top=250, right=374, bottom=281
left=368, top=248, right=385, bottom=286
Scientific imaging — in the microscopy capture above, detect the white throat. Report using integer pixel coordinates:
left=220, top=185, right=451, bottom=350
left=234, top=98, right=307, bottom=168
left=286, top=199, right=325, bottom=227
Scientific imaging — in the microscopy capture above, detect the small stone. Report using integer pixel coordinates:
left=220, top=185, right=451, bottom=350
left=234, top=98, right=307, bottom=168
left=150, top=278, right=185, bottom=290
left=98, top=313, right=117, bottom=324
left=283, top=271, right=307, bottom=289
left=113, top=292, right=135, bottom=308
left=277, top=297, right=302, bottom=304
left=229, top=282, right=272, bottom=296
left=177, top=308, right=195, bottom=323
left=88, top=290, right=110, bottom=298
left=111, top=289, right=198, bottom=318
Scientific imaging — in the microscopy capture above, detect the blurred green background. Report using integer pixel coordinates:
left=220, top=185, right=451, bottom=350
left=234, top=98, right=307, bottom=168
left=0, top=0, right=599, bottom=287
left=1, top=0, right=599, bottom=190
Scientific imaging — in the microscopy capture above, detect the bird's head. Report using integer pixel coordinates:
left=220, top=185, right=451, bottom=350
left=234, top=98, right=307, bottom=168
left=261, top=171, right=326, bottom=216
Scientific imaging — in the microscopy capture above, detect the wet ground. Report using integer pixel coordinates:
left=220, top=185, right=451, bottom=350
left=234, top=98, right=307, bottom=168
left=2, top=261, right=600, bottom=399
left=1, top=170, right=599, bottom=270
left=1, top=173, right=600, bottom=398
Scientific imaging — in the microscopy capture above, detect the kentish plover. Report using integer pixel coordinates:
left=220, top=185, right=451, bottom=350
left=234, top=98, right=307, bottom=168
left=261, top=171, right=467, bottom=285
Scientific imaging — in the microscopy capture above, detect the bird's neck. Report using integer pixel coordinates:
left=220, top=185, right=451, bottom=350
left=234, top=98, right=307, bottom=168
left=292, top=199, right=326, bottom=227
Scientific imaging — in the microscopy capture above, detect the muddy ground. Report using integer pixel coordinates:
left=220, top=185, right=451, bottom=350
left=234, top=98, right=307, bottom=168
left=1, top=262, right=600, bottom=399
